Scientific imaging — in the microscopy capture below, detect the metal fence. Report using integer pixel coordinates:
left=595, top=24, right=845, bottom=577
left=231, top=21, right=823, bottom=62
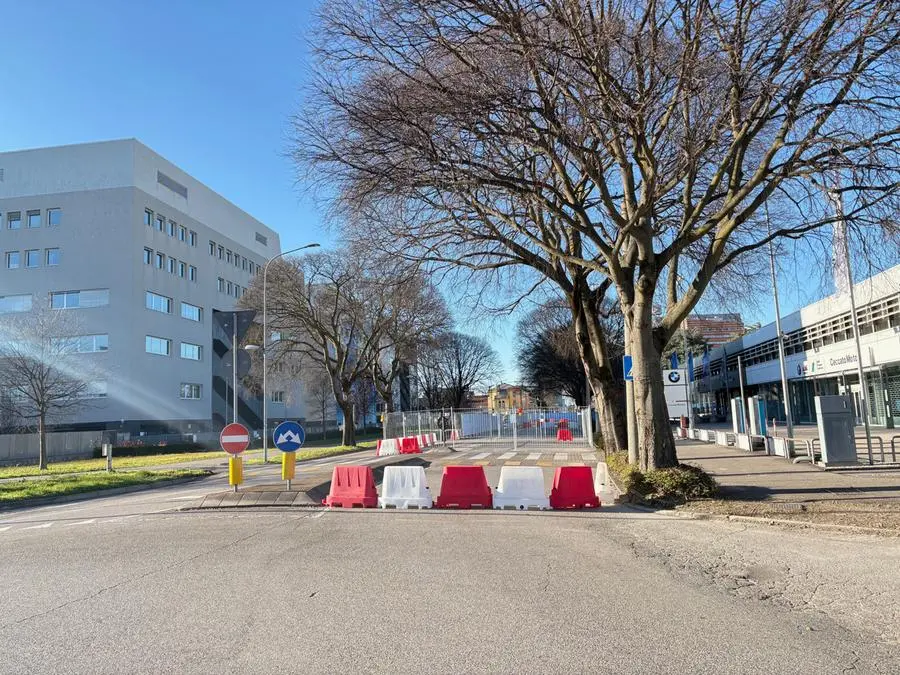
left=0, top=431, right=105, bottom=465
left=383, top=407, right=593, bottom=451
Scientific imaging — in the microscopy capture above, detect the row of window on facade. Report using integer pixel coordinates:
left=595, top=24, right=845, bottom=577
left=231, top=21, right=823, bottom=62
left=0, top=289, right=109, bottom=314
left=5, top=248, right=60, bottom=269
left=216, top=277, right=246, bottom=299
left=4, top=208, right=61, bottom=229
left=144, top=208, right=198, bottom=247
left=145, top=291, right=203, bottom=323
left=208, top=239, right=257, bottom=275
left=143, top=247, right=198, bottom=281
left=144, top=335, right=203, bottom=362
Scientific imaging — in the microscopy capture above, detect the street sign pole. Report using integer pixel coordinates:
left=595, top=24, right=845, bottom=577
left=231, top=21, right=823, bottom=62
left=273, top=421, right=305, bottom=490
left=221, top=423, right=250, bottom=492
left=232, top=311, right=238, bottom=425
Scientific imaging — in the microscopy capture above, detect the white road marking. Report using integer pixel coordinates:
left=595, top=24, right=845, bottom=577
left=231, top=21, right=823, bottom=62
left=582, top=453, right=598, bottom=461
left=67, top=519, right=96, bottom=526
left=498, top=452, right=516, bottom=460
left=554, top=453, right=567, bottom=461
left=22, top=522, right=53, bottom=530
left=0, top=526, right=11, bottom=532
left=526, top=453, right=541, bottom=460
left=170, top=495, right=204, bottom=501
left=470, top=453, right=490, bottom=460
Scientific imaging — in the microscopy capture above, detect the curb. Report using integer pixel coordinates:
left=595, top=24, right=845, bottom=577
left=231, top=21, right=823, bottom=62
left=0, top=472, right=212, bottom=511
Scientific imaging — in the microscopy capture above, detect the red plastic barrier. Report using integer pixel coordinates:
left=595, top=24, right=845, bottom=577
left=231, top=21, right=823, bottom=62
left=323, top=466, right=378, bottom=508
left=400, top=437, right=421, bottom=454
left=556, top=428, right=573, bottom=442
left=549, top=466, right=601, bottom=509
left=558, top=418, right=569, bottom=428
left=434, top=466, right=493, bottom=509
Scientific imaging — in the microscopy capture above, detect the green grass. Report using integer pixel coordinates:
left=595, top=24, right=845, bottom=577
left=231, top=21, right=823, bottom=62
left=0, top=451, right=227, bottom=479
left=0, top=470, right=209, bottom=504
left=605, top=452, right=718, bottom=505
left=246, top=440, right=378, bottom=465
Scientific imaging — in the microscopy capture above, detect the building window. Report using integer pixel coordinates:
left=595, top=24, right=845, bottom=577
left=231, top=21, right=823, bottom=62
left=27, top=210, right=41, bottom=228
left=168, top=220, right=176, bottom=237
left=167, top=257, right=176, bottom=274
left=46, top=248, right=61, bottom=266
left=209, top=240, right=216, bottom=256
left=145, top=291, right=172, bottom=314
left=217, top=277, right=225, bottom=293
left=180, top=383, right=202, bottom=400
left=242, top=257, right=248, bottom=272
left=6, top=251, right=20, bottom=269
left=25, top=250, right=40, bottom=268
left=180, top=342, right=202, bottom=361
left=155, top=252, right=165, bottom=269
left=145, top=336, right=171, bottom=356
left=155, top=215, right=165, bottom=232
left=143, top=248, right=153, bottom=265
left=0, top=294, right=32, bottom=313
left=178, top=261, right=186, bottom=278
left=189, top=265, right=197, bottom=282
left=234, top=254, right=241, bottom=268
left=7, top=212, right=21, bottom=229
left=51, top=334, right=109, bottom=353
left=51, top=289, right=109, bottom=309
left=249, top=262, right=255, bottom=276
left=47, top=208, right=61, bottom=227
left=181, top=302, right=202, bottom=322
left=233, top=285, right=240, bottom=299
left=189, top=231, right=197, bottom=247
left=144, top=209, right=153, bottom=226
left=78, top=381, right=108, bottom=399
left=226, top=250, right=232, bottom=264
left=226, top=281, right=233, bottom=296
left=218, top=245, right=224, bottom=259
left=271, top=391, right=285, bottom=403
left=179, top=225, right=187, bottom=242
left=255, top=232, right=268, bottom=245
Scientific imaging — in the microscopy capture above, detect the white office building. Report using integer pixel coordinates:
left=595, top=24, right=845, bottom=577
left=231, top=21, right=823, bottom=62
left=0, top=139, right=305, bottom=435
left=691, top=265, right=900, bottom=428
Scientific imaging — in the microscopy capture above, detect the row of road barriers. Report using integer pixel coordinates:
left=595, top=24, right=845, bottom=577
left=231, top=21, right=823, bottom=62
left=383, top=407, right=593, bottom=451
left=324, top=464, right=605, bottom=510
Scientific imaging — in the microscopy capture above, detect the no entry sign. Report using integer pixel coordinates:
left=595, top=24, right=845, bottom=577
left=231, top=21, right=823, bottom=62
left=220, top=423, right=250, bottom=455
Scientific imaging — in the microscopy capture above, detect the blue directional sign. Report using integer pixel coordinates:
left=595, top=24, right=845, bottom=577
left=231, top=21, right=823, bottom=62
left=623, top=355, right=634, bottom=381
left=273, top=421, right=305, bottom=452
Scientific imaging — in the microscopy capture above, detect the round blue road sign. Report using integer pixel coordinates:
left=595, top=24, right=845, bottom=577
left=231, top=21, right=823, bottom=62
left=273, top=421, right=305, bottom=452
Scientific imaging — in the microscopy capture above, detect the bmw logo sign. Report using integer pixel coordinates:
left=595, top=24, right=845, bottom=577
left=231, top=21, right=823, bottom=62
left=668, top=371, right=681, bottom=383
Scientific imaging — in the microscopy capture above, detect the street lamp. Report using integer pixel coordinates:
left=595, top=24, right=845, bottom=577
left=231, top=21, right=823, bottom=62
left=262, top=242, right=320, bottom=462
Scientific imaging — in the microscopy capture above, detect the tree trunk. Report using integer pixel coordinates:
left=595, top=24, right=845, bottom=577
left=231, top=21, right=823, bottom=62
left=629, top=292, right=678, bottom=470
left=38, top=412, right=47, bottom=471
left=340, top=400, right=355, bottom=446
left=592, top=373, right=626, bottom=453
left=322, top=399, right=327, bottom=440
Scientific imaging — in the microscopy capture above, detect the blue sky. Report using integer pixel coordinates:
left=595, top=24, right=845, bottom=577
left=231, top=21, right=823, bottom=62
left=0, top=0, right=882, bottom=382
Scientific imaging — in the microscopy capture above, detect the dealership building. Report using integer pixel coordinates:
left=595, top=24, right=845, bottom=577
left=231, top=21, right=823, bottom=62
left=690, top=264, right=900, bottom=428
left=0, top=139, right=306, bottom=436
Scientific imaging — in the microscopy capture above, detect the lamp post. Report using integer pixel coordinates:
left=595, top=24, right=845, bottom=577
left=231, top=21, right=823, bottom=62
left=262, top=243, right=319, bottom=462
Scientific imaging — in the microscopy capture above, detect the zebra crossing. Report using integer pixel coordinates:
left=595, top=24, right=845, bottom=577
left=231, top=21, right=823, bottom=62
left=436, top=449, right=598, bottom=465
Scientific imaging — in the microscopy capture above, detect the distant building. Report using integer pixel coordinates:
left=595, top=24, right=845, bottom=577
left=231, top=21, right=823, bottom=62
left=685, top=313, right=746, bottom=346
left=468, top=393, right=489, bottom=409
left=487, top=384, right=533, bottom=411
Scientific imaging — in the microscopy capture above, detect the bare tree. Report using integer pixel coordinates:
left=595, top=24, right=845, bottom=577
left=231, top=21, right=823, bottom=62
left=369, top=268, right=450, bottom=412
left=241, top=250, right=392, bottom=446
left=416, top=332, right=502, bottom=408
left=517, top=300, right=625, bottom=407
left=304, top=364, right=334, bottom=440
left=296, top=0, right=899, bottom=469
left=0, top=309, right=97, bottom=469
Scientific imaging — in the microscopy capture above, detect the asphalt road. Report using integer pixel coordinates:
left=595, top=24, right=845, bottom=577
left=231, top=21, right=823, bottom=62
left=2, top=505, right=900, bottom=674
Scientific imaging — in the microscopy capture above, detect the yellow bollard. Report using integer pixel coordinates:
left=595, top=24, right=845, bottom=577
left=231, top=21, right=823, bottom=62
left=282, top=451, right=296, bottom=490
left=229, top=455, right=243, bottom=491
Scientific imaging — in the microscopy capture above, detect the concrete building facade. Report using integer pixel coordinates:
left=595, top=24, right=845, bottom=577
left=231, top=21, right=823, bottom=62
left=0, top=139, right=302, bottom=436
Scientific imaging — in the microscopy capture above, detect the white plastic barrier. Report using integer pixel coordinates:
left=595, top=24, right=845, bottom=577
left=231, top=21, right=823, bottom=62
left=594, top=462, right=608, bottom=496
left=493, top=466, right=550, bottom=510
left=771, top=437, right=792, bottom=458
left=430, top=433, right=438, bottom=445
left=714, top=431, right=730, bottom=446
left=736, top=433, right=752, bottom=451
left=377, top=438, right=401, bottom=456
left=378, top=466, right=433, bottom=508
left=417, top=434, right=430, bottom=448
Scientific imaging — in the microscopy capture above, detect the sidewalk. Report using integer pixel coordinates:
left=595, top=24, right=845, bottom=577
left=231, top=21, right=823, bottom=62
left=677, top=440, right=900, bottom=502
